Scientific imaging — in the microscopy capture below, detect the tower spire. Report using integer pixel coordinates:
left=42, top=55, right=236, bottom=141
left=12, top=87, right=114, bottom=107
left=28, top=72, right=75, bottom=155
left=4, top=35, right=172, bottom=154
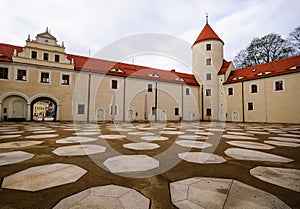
left=206, top=13, right=208, bottom=24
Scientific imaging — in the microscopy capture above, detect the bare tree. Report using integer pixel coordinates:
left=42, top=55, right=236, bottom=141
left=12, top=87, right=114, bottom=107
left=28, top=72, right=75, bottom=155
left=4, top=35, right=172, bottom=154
left=288, top=26, right=300, bottom=54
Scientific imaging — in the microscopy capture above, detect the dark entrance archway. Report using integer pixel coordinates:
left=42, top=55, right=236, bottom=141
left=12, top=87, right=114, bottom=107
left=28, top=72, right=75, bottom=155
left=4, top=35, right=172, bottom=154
left=31, top=97, right=57, bottom=121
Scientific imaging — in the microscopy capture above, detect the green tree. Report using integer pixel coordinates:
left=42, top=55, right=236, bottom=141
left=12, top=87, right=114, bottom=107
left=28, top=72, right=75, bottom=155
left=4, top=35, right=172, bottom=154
left=234, top=33, right=294, bottom=69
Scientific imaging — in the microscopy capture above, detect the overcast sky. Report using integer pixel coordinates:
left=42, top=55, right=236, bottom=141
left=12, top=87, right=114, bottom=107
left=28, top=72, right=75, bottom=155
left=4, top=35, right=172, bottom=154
left=1, top=0, right=299, bottom=73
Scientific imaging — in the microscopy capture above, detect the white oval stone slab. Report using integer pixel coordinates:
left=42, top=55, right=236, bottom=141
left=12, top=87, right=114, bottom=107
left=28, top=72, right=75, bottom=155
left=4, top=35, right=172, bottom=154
left=0, top=151, right=34, bottom=166
left=159, top=131, right=185, bottom=135
left=226, top=132, right=254, bottom=136
left=224, top=148, right=293, bottom=163
left=194, top=131, right=214, bottom=136
left=128, top=132, right=154, bottom=136
left=278, top=133, right=300, bottom=138
left=264, top=140, right=300, bottom=147
left=53, top=145, right=106, bottom=156
left=178, top=152, right=226, bottom=164
left=123, top=142, right=160, bottom=150
left=226, top=141, right=274, bottom=150
left=74, top=131, right=100, bottom=136
left=205, top=128, right=225, bottom=132
left=98, top=135, right=126, bottom=139
left=268, top=136, right=300, bottom=143
left=25, top=134, right=59, bottom=139
left=56, top=136, right=98, bottom=144
left=246, top=131, right=270, bottom=135
left=0, top=141, right=43, bottom=149
left=1, top=163, right=87, bottom=191
left=103, top=155, right=159, bottom=173
left=175, top=140, right=212, bottom=149
left=250, top=166, right=300, bottom=192
left=222, top=134, right=258, bottom=140
left=179, top=135, right=207, bottom=140
left=53, top=185, right=150, bottom=209
left=140, top=136, right=169, bottom=141
left=0, top=134, right=21, bottom=139
left=32, top=130, right=56, bottom=134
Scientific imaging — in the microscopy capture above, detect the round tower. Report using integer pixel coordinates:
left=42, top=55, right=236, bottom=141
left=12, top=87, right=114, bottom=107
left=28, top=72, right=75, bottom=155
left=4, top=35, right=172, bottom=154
left=192, top=18, right=224, bottom=121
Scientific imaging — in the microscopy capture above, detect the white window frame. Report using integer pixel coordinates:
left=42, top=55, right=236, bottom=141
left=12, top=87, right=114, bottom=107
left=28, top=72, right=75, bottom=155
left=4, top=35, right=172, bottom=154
left=247, top=101, right=254, bottom=111
left=206, top=73, right=212, bottom=81
left=31, top=50, right=38, bottom=59
left=250, top=83, right=259, bottom=94
left=206, top=43, right=212, bottom=51
left=15, top=67, right=28, bottom=82
left=60, top=73, right=71, bottom=86
left=39, top=70, right=51, bottom=84
left=274, top=79, right=285, bottom=92
left=0, top=65, right=10, bottom=80
left=206, top=88, right=212, bottom=96
left=227, top=87, right=234, bottom=96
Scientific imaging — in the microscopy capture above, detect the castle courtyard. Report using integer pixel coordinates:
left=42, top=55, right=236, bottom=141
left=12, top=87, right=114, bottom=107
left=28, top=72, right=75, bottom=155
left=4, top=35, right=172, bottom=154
left=0, top=121, right=299, bottom=208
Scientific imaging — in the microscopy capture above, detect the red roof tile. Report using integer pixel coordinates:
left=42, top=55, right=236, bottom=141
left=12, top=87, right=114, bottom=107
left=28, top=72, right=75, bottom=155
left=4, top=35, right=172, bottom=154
left=224, top=56, right=300, bottom=84
left=218, top=60, right=231, bottom=75
left=193, top=23, right=224, bottom=45
left=0, top=43, right=23, bottom=61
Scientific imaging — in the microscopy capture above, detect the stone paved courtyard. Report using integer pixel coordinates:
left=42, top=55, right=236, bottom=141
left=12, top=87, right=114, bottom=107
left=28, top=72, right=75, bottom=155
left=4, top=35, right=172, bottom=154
left=0, top=121, right=299, bottom=208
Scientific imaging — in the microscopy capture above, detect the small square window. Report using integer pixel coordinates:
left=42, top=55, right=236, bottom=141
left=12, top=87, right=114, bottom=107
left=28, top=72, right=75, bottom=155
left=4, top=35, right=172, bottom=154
left=31, top=51, right=37, bottom=59
left=206, top=108, right=212, bottom=116
left=17, top=69, right=27, bottom=81
left=62, top=74, right=70, bottom=85
left=251, top=84, right=258, bottom=93
left=43, top=53, right=49, bottom=61
left=175, top=107, right=180, bottom=116
left=206, top=44, right=211, bottom=51
left=248, top=102, right=254, bottom=111
left=0, top=67, right=9, bottom=79
left=275, top=81, right=283, bottom=91
left=41, top=72, right=50, bottom=83
left=186, top=88, right=190, bottom=95
left=152, top=107, right=156, bottom=116
left=228, top=87, right=233, bottom=95
left=206, top=88, right=212, bottom=96
left=111, top=80, right=118, bottom=89
left=206, top=73, right=212, bottom=81
left=78, top=104, right=85, bottom=114
left=55, top=54, right=60, bottom=62
left=206, top=58, right=212, bottom=66
left=148, top=84, right=153, bottom=92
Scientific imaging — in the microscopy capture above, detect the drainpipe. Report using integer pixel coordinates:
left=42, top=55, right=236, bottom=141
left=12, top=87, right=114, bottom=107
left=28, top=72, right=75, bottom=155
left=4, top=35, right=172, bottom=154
left=242, top=81, right=245, bottom=123
left=155, top=80, right=158, bottom=122
left=87, top=72, right=91, bottom=123
left=201, top=85, right=204, bottom=122
left=181, top=84, right=184, bottom=121
left=123, top=77, right=126, bottom=122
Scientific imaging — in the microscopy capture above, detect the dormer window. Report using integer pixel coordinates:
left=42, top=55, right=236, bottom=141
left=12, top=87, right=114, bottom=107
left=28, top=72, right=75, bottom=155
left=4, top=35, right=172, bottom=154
left=175, top=77, right=184, bottom=81
left=257, top=72, right=271, bottom=76
left=233, top=76, right=244, bottom=81
left=110, top=68, right=124, bottom=73
left=149, top=73, right=159, bottom=78
left=289, top=65, right=300, bottom=70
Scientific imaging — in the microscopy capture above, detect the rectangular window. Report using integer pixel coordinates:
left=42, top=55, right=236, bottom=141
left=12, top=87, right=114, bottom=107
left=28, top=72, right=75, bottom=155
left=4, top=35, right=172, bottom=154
left=152, top=107, right=156, bottom=116
left=275, top=80, right=284, bottom=91
left=206, top=88, right=212, bottom=96
left=251, top=84, right=258, bottom=93
left=61, top=74, right=70, bottom=85
left=110, top=105, right=118, bottom=115
left=0, top=67, right=9, bottom=79
left=148, top=84, right=153, bottom=92
left=228, top=87, right=233, bottom=95
left=31, top=51, right=37, bottom=59
left=206, top=73, right=212, bottom=81
left=17, top=69, right=27, bottom=81
left=175, top=107, right=179, bottom=116
left=111, top=80, right=118, bottom=89
left=43, top=53, right=49, bottom=61
left=55, top=54, right=60, bottom=62
left=206, top=44, right=211, bottom=51
left=186, top=88, right=190, bottom=95
left=78, top=104, right=85, bottom=114
left=41, top=72, right=50, bottom=83
left=248, top=102, right=254, bottom=111
left=206, top=58, right=212, bottom=66
left=206, top=108, right=212, bottom=116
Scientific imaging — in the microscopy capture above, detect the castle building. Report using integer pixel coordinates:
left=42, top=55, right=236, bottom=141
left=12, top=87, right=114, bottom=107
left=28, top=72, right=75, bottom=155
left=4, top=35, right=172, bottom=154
left=0, top=23, right=300, bottom=123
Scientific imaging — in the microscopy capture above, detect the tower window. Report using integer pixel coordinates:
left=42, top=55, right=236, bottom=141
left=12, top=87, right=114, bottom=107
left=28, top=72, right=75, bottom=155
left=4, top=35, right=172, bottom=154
left=248, top=102, right=254, bottom=111
left=55, top=54, right=60, bottom=62
left=111, top=80, right=118, bottom=89
left=175, top=107, right=180, bottom=116
left=206, top=58, right=212, bottom=66
left=186, top=88, right=190, bottom=95
left=78, top=104, right=85, bottom=114
left=31, top=51, right=37, bottom=59
left=43, top=53, right=49, bottom=61
left=206, top=73, right=212, bottom=80
left=206, top=108, right=212, bottom=116
left=228, top=87, right=233, bottom=95
left=206, top=88, right=212, bottom=96
left=251, top=84, right=258, bottom=93
left=206, top=44, right=211, bottom=51
left=148, top=84, right=153, bottom=92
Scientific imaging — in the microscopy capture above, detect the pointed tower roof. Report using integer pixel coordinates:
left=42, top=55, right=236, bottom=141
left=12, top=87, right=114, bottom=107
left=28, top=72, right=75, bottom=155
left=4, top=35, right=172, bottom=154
left=193, top=23, right=224, bottom=45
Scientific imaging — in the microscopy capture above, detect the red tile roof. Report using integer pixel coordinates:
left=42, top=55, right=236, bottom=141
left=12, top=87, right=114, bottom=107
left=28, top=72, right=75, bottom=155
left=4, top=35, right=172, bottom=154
left=193, top=23, right=224, bottom=45
left=0, top=43, right=23, bottom=61
left=0, top=43, right=199, bottom=86
left=218, top=60, right=231, bottom=75
left=224, top=56, right=300, bottom=84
